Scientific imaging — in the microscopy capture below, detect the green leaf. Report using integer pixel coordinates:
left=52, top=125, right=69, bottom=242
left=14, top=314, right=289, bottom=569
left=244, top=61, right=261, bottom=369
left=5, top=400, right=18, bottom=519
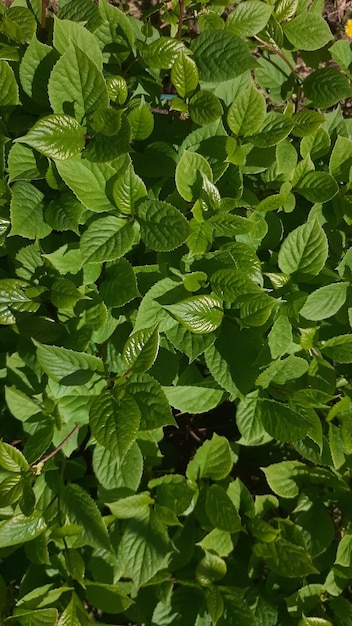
left=19, top=36, right=57, bottom=109
left=257, top=398, right=312, bottom=442
left=99, top=258, right=139, bottom=308
left=126, top=373, right=176, bottom=430
left=16, top=115, right=85, bottom=161
left=176, top=150, right=213, bottom=202
left=134, top=277, right=181, bottom=333
left=93, top=442, right=143, bottom=492
left=206, top=484, right=241, bottom=532
left=107, top=75, right=128, bottom=105
left=10, top=181, right=51, bottom=240
left=53, top=16, right=103, bottom=67
left=163, top=385, right=224, bottom=414
left=255, top=52, right=294, bottom=103
left=2, top=7, right=36, bottom=44
left=8, top=143, right=48, bottom=183
left=55, top=156, right=115, bottom=213
left=5, top=386, right=41, bottom=423
left=236, top=392, right=271, bottom=445
left=127, top=99, right=154, bottom=141
left=268, top=315, right=293, bottom=359
left=122, top=325, right=159, bottom=373
left=189, top=90, right=223, bottom=126
left=295, top=171, right=338, bottom=202
left=278, top=219, right=328, bottom=275
left=227, top=84, right=266, bottom=137
left=226, top=0, right=273, bottom=37
left=85, top=582, right=133, bottom=614
left=254, top=538, right=318, bottom=577
left=291, top=110, right=325, bottom=137
left=186, top=433, right=233, bottom=481
left=329, top=136, right=352, bottom=183
left=300, top=282, right=348, bottom=321
left=320, top=335, right=352, bottom=363
left=208, top=215, right=253, bottom=237
left=249, top=111, right=294, bottom=147
left=113, top=162, right=147, bottom=214
left=0, top=512, right=46, bottom=548
left=58, top=594, right=88, bottom=626
left=164, top=294, right=223, bottom=334
left=303, top=68, right=352, bottom=108
left=118, top=509, right=170, bottom=587
left=207, top=588, right=225, bottom=624
left=211, top=268, right=261, bottom=303
left=238, top=292, right=275, bottom=326
left=58, top=0, right=102, bottom=30
left=166, top=324, right=215, bottom=362
left=140, top=37, right=185, bottom=69
left=191, top=30, right=255, bottom=82
left=13, top=608, right=58, bottom=626
left=137, top=199, right=190, bottom=251
left=35, top=341, right=104, bottom=383
left=89, top=391, right=140, bottom=461
left=196, top=552, right=227, bottom=585
left=80, top=216, right=134, bottom=264
left=109, top=493, right=153, bottom=519
left=62, top=483, right=110, bottom=550
left=50, top=278, right=82, bottom=309
left=44, top=191, right=82, bottom=234
left=283, top=13, right=332, bottom=50
left=0, top=278, right=42, bottom=324
left=95, top=0, right=134, bottom=64
left=84, top=116, right=131, bottom=162
left=256, top=355, right=308, bottom=389
left=0, top=441, right=28, bottom=472
left=48, top=44, right=108, bottom=127
left=171, top=51, right=198, bottom=98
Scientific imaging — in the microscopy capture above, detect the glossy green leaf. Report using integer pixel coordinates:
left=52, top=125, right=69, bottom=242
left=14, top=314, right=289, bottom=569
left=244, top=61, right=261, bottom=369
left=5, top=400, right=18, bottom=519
left=320, top=335, right=352, bottom=363
left=303, top=68, right=352, bottom=108
left=278, top=219, right=328, bottom=275
left=141, top=37, right=185, bottom=69
left=16, top=115, right=85, bottom=161
left=126, top=373, right=176, bottom=430
left=113, top=162, right=147, bottom=214
left=95, top=0, right=134, bottom=64
left=89, top=391, right=140, bottom=461
left=295, top=171, right=338, bottom=202
left=55, top=156, right=115, bottom=213
left=196, top=551, right=227, bottom=584
left=176, top=150, right=213, bottom=202
left=80, top=216, right=134, bottom=264
left=0, top=279, right=42, bottom=324
left=164, top=294, right=223, bottom=334
left=0, top=513, right=46, bottom=548
left=137, top=199, right=190, bottom=251
left=53, top=16, right=103, bottom=67
left=127, top=99, right=154, bottom=141
left=122, top=325, right=159, bottom=373
left=189, top=90, right=223, bottom=126
left=171, top=51, right=198, bottom=98
left=300, top=282, right=348, bottom=321
left=99, top=258, right=139, bottom=308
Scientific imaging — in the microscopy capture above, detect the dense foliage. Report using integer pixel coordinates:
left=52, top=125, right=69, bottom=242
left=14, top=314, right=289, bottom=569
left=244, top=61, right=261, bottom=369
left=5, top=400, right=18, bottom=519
left=1, top=0, right=352, bottom=623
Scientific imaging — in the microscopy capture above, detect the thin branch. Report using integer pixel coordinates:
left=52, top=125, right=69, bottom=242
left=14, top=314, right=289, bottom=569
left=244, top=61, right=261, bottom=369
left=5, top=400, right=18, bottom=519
left=41, top=0, right=47, bottom=31
left=254, top=35, right=300, bottom=80
left=176, top=0, right=185, bottom=39
left=37, top=423, right=80, bottom=465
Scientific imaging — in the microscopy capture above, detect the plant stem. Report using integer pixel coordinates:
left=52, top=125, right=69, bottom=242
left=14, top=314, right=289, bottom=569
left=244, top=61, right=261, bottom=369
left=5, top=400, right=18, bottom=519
left=177, top=0, right=185, bottom=39
left=254, top=35, right=300, bottom=80
left=38, top=423, right=80, bottom=465
left=41, top=0, right=47, bottom=31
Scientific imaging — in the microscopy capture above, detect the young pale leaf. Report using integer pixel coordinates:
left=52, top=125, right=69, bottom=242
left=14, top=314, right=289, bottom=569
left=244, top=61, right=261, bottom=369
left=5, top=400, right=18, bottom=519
left=171, top=51, right=198, bottom=98
left=186, top=433, right=233, bottom=481
left=0, top=279, right=42, bottom=324
left=291, top=110, right=325, bottom=137
left=80, top=216, right=134, bottom=265
left=48, top=44, right=108, bottom=127
left=206, top=484, right=241, bottom=532
left=55, top=157, right=115, bottom=213
left=0, top=513, right=46, bottom=548
left=278, top=220, right=328, bottom=276
left=283, top=13, right=332, bottom=50
left=320, top=335, right=352, bottom=364
left=191, top=30, right=254, bottom=82
left=227, top=84, right=266, bottom=137
left=89, top=391, right=140, bottom=461
left=53, top=16, right=103, bottom=67
left=300, top=282, right=348, bottom=321
left=122, top=325, right=159, bottom=373
left=137, top=199, right=190, bottom=251
left=257, top=398, right=312, bottom=442
left=189, top=90, right=223, bottom=126
left=62, top=483, right=110, bottom=551
left=164, top=294, right=223, bottom=334
left=34, top=341, right=104, bottom=383
left=10, top=181, right=51, bottom=240
left=163, top=385, right=224, bottom=414
left=176, top=150, right=213, bottom=202
left=118, top=509, right=170, bottom=588
left=0, top=59, right=19, bottom=107
left=16, top=115, right=85, bottom=161
left=126, top=373, right=176, bottom=429
left=226, top=0, right=273, bottom=37
left=113, top=163, right=147, bottom=214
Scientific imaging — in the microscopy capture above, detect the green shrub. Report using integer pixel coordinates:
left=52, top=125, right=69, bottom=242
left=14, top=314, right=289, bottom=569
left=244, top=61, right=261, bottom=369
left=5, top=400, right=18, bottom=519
left=1, top=0, right=352, bottom=623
